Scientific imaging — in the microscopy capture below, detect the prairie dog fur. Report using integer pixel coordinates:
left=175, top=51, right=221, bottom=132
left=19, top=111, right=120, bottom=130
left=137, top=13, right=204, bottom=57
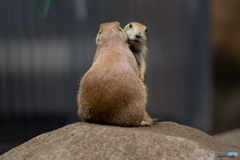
left=124, top=22, right=148, bottom=81
left=77, top=21, right=151, bottom=127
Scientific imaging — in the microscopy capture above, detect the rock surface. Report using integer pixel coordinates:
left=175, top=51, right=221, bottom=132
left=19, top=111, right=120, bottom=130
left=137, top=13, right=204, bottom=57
left=1, top=122, right=239, bottom=160
left=214, top=129, right=240, bottom=147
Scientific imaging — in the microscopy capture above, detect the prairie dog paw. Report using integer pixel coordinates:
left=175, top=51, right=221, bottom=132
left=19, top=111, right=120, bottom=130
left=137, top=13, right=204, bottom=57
left=140, top=121, right=151, bottom=126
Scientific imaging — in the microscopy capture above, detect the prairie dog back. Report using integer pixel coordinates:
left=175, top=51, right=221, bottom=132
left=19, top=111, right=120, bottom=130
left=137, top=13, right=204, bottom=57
left=124, top=22, right=148, bottom=81
left=77, top=21, right=147, bottom=127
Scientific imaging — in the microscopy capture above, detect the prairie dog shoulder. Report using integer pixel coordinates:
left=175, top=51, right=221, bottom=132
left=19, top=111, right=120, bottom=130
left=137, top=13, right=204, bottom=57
left=124, top=22, right=148, bottom=81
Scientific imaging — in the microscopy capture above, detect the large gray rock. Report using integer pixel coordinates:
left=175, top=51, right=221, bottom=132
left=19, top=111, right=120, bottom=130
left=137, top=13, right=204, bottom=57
left=1, top=122, right=239, bottom=160
left=214, top=129, right=240, bottom=147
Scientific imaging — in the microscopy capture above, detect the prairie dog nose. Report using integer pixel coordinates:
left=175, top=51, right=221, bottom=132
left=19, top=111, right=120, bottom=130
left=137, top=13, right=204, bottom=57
left=135, top=35, right=142, bottom=38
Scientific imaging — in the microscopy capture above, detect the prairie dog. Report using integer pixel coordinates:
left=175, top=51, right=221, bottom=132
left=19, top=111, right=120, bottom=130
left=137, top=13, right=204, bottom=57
left=77, top=21, right=151, bottom=127
left=124, top=22, right=148, bottom=81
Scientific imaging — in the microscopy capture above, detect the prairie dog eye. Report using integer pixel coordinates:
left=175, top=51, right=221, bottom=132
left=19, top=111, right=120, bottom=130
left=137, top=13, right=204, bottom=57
left=145, top=29, right=147, bottom=33
left=129, top=24, right=132, bottom=28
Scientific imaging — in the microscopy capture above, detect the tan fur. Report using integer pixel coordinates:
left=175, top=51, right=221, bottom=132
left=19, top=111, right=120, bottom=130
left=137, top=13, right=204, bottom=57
left=77, top=21, right=150, bottom=127
left=124, top=22, right=148, bottom=81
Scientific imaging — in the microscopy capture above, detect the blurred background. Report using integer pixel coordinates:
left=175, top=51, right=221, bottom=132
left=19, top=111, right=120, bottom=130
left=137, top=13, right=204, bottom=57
left=0, top=0, right=239, bottom=154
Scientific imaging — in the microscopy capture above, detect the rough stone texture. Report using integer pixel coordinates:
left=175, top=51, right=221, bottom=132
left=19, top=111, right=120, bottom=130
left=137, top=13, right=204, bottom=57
left=214, top=129, right=240, bottom=147
left=1, top=122, right=239, bottom=160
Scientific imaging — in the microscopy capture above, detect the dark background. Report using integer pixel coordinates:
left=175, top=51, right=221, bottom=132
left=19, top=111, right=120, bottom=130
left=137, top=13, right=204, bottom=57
left=0, top=0, right=239, bottom=155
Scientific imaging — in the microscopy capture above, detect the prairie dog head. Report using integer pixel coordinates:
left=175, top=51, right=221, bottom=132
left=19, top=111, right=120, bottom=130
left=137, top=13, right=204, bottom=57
left=124, top=22, right=148, bottom=46
left=96, top=21, right=128, bottom=46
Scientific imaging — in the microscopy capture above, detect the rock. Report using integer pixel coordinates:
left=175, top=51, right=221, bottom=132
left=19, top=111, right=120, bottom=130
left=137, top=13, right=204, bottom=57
left=214, top=129, right=240, bottom=147
left=1, top=122, right=239, bottom=160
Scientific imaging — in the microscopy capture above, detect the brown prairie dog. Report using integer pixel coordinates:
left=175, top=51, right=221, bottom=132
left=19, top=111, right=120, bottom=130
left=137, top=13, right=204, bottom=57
left=77, top=21, right=152, bottom=127
left=124, top=22, right=148, bottom=81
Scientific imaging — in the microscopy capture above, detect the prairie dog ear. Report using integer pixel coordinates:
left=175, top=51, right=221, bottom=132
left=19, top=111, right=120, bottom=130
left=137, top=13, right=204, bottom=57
left=99, top=23, right=103, bottom=28
left=96, top=29, right=102, bottom=45
left=117, top=26, right=128, bottom=42
left=117, top=25, right=123, bottom=31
